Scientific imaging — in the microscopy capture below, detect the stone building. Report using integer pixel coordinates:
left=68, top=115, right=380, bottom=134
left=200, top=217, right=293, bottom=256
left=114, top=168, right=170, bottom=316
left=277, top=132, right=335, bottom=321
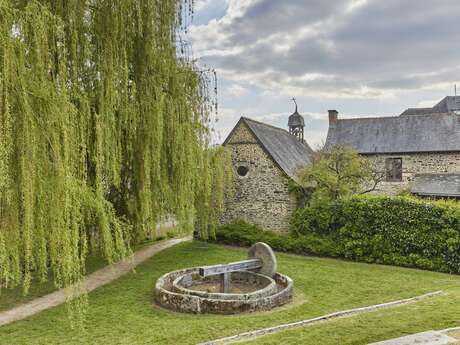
left=325, top=96, right=460, bottom=197
left=220, top=113, right=314, bottom=232
left=220, top=96, right=460, bottom=233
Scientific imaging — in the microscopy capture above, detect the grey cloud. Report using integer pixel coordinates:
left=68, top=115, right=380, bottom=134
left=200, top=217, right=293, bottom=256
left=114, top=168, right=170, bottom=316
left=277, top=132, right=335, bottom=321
left=224, top=0, right=349, bottom=45
left=193, top=0, right=460, bottom=94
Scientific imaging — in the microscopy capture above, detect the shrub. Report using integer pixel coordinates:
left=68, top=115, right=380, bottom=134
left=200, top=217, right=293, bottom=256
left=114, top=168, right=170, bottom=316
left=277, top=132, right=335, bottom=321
left=213, top=196, right=460, bottom=274
left=291, top=195, right=460, bottom=273
left=211, top=220, right=338, bottom=257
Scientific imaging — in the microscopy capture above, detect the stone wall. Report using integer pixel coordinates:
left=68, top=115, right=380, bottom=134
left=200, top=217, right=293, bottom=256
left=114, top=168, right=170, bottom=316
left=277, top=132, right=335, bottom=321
left=220, top=122, right=296, bottom=233
left=366, top=152, right=460, bottom=195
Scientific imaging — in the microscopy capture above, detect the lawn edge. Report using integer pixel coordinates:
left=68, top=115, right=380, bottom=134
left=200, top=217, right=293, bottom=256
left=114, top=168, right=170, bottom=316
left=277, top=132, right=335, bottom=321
left=197, top=290, right=445, bottom=345
left=0, top=236, right=192, bottom=327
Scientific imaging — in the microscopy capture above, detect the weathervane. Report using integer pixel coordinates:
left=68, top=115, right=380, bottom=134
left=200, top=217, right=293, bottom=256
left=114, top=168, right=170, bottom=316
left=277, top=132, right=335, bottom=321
left=291, top=97, right=298, bottom=113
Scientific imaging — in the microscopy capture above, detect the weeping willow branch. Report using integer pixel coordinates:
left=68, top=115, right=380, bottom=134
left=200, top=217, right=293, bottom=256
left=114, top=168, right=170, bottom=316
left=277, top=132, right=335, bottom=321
left=0, top=0, right=231, bottom=306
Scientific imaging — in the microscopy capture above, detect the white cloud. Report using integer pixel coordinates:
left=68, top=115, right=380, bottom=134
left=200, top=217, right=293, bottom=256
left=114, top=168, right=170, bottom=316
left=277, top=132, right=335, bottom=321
left=191, top=0, right=460, bottom=97
left=227, top=84, right=247, bottom=97
left=190, top=0, right=460, bottom=146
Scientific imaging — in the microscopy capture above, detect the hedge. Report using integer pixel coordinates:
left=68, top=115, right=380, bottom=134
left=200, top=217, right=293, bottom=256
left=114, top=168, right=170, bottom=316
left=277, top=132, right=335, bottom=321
left=212, top=220, right=339, bottom=257
left=213, top=195, right=460, bottom=274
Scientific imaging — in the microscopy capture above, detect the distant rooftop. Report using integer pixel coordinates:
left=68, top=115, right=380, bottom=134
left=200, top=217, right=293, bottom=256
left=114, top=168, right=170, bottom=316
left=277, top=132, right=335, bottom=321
left=411, top=174, right=460, bottom=198
left=401, top=96, right=460, bottom=115
left=326, top=96, right=460, bottom=154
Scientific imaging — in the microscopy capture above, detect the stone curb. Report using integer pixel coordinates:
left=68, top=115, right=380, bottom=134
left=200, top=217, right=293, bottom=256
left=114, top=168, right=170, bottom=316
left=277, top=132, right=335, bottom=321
left=0, top=236, right=192, bottom=327
left=440, top=326, right=460, bottom=334
left=368, top=329, right=459, bottom=345
left=198, top=290, right=444, bottom=345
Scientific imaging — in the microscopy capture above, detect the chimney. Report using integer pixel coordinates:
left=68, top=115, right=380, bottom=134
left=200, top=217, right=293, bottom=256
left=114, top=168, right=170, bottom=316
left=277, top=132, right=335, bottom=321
left=328, top=110, right=338, bottom=125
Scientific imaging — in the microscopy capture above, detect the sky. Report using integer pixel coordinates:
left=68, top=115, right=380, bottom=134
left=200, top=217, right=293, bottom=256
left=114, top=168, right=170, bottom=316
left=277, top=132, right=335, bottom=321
left=189, top=0, right=460, bottom=148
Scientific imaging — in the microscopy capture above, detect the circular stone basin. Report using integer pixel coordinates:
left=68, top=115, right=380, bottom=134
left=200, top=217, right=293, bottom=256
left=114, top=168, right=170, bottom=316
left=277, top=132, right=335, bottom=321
left=154, top=268, right=293, bottom=314
left=172, top=270, right=278, bottom=301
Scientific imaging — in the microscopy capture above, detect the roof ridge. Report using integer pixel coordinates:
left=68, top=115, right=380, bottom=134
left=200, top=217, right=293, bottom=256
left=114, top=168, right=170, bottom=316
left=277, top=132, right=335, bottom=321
left=241, top=116, right=289, bottom=133
left=338, top=112, right=456, bottom=122
left=338, top=115, right=400, bottom=121
left=243, top=116, right=314, bottom=152
left=401, top=112, right=456, bottom=117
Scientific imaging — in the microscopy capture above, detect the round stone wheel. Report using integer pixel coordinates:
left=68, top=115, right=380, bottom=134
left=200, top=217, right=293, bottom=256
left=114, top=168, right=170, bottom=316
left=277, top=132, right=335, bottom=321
left=248, top=242, right=277, bottom=277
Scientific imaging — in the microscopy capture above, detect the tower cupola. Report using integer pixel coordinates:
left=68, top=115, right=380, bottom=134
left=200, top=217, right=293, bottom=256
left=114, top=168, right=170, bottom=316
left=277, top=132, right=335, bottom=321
left=288, top=98, right=305, bottom=142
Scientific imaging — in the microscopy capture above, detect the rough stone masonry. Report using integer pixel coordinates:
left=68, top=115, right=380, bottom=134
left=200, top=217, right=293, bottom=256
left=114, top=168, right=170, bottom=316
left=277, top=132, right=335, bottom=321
left=220, top=121, right=297, bottom=232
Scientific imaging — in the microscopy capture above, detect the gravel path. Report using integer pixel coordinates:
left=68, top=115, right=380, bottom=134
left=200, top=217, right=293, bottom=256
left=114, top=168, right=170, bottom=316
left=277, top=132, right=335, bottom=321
left=0, top=236, right=192, bottom=327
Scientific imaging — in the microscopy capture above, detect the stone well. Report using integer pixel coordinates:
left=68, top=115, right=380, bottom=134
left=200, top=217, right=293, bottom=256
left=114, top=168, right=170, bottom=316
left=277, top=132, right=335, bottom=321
left=153, top=242, right=293, bottom=314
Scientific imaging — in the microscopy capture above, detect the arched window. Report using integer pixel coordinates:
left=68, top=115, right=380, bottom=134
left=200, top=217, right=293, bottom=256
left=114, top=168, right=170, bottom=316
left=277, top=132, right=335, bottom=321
left=237, top=166, right=249, bottom=177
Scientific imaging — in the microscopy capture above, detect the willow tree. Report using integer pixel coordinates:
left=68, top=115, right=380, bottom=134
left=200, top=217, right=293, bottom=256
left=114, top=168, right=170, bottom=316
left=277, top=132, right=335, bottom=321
left=0, top=0, right=231, bottom=296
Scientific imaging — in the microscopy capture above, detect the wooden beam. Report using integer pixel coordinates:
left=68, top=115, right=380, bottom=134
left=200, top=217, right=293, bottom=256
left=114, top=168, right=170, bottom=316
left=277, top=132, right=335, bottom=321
left=198, top=259, right=261, bottom=277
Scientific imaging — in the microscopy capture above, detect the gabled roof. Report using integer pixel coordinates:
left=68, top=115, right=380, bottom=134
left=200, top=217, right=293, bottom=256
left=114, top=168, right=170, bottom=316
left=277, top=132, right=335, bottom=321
left=432, top=96, right=460, bottom=113
left=325, top=112, right=460, bottom=154
left=411, top=174, right=460, bottom=198
left=400, top=108, right=434, bottom=116
left=401, top=96, right=460, bottom=115
left=224, top=117, right=314, bottom=181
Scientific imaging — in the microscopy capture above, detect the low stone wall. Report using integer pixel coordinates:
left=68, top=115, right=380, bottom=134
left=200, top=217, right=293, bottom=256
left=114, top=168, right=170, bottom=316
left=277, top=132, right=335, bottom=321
left=154, top=268, right=293, bottom=314
left=172, top=271, right=278, bottom=301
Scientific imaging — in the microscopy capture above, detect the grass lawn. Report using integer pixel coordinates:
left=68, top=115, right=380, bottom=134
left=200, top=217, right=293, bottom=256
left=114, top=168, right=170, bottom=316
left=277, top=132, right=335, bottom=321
left=0, top=254, right=108, bottom=312
left=0, top=236, right=169, bottom=312
left=245, top=290, right=460, bottom=344
left=0, top=241, right=459, bottom=345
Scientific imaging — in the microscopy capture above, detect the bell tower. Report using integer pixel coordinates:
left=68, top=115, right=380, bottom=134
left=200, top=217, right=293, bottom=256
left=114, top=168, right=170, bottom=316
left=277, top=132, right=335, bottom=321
left=288, top=98, right=305, bottom=142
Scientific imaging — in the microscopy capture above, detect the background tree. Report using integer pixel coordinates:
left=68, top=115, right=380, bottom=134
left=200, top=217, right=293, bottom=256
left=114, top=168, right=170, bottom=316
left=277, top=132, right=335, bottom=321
left=297, top=145, right=385, bottom=204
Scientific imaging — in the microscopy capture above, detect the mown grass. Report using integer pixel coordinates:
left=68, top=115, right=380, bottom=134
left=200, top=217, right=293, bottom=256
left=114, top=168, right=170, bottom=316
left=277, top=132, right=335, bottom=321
left=0, top=236, right=169, bottom=312
left=244, top=290, right=460, bottom=345
left=0, top=254, right=108, bottom=312
left=0, top=241, right=459, bottom=345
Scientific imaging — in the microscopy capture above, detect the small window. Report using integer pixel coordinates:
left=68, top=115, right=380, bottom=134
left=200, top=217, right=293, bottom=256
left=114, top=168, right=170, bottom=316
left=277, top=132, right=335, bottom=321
left=237, top=166, right=249, bottom=177
left=385, top=158, right=402, bottom=182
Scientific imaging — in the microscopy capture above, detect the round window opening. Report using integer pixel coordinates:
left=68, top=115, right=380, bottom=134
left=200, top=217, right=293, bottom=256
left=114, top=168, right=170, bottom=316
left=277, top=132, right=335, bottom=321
left=237, top=166, right=249, bottom=177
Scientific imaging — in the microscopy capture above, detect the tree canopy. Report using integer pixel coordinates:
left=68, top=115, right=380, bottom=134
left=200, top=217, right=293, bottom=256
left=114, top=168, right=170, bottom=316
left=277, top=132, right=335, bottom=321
left=297, top=146, right=384, bottom=204
left=0, top=0, right=231, bottom=300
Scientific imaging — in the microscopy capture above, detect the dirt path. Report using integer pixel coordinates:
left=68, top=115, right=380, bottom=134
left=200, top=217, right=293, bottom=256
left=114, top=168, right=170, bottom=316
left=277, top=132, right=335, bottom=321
left=0, top=236, right=192, bottom=327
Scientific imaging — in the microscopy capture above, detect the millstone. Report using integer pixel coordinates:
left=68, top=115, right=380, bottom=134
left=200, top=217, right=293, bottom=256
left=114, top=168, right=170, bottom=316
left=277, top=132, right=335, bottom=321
left=248, top=242, right=277, bottom=277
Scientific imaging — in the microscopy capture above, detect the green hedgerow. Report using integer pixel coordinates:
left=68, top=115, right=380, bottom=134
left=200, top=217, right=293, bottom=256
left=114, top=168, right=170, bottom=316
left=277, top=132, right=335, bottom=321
left=290, top=195, right=460, bottom=273
left=214, top=196, right=460, bottom=274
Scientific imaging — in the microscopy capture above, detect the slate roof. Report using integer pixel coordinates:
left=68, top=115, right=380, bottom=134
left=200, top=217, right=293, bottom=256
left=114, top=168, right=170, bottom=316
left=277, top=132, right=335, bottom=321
left=325, top=112, right=460, bottom=154
left=401, top=96, right=460, bottom=115
left=411, top=174, right=460, bottom=198
left=400, top=108, right=434, bottom=116
left=224, top=117, right=314, bottom=181
left=432, top=96, right=460, bottom=113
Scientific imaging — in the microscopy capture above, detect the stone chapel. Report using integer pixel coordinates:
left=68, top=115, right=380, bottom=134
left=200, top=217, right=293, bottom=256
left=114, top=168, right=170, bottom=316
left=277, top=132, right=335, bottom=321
left=220, top=105, right=314, bottom=232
